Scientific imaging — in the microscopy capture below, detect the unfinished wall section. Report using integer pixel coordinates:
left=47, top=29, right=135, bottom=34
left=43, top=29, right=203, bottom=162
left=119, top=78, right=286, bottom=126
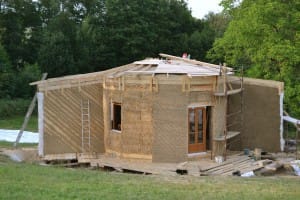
left=188, top=76, right=216, bottom=151
left=42, top=83, right=104, bottom=155
left=152, top=83, right=188, bottom=162
left=152, top=75, right=216, bottom=163
left=103, top=86, right=122, bottom=155
left=211, top=96, right=227, bottom=156
left=103, top=75, right=153, bottom=159
left=228, top=77, right=284, bottom=152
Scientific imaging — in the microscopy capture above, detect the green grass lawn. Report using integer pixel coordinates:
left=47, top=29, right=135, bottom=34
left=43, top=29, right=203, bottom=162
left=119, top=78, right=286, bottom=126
left=0, top=116, right=299, bottom=199
left=0, top=141, right=37, bottom=148
left=0, top=153, right=299, bottom=200
left=0, top=115, right=38, bottom=132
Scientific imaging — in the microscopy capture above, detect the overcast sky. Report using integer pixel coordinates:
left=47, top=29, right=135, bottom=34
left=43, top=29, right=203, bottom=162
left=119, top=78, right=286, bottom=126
left=186, top=0, right=223, bottom=19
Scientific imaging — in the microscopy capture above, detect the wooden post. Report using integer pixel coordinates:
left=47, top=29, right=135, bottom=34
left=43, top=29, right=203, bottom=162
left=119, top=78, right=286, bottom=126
left=13, top=73, right=48, bottom=148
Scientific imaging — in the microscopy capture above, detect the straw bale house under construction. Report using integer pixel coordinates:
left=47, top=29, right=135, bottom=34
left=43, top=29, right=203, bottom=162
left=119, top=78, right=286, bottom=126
left=31, top=54, right=284, bottom=163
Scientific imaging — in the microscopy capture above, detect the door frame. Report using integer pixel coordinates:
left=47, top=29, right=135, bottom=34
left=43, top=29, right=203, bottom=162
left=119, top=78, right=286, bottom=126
left=188, top=107, right=207, bottom=153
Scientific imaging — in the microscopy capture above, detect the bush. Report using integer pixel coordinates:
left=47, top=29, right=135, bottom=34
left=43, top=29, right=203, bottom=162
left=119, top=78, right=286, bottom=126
left=0, top=99, right=36, bottom=119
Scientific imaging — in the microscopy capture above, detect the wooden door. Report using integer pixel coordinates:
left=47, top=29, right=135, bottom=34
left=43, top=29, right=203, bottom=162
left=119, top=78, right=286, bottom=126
left=188, top=107, right=206, bottom=153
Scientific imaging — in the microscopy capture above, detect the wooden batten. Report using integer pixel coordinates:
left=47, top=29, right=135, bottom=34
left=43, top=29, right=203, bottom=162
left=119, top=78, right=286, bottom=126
left=159, top=53, right=233, bottom=71
left=42, top=83, right=104, bottom=155
left=121, top=153, right=152, bottom=160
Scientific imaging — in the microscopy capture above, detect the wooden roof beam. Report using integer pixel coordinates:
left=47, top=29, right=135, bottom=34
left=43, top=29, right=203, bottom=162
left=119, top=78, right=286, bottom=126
left=159, top=53, right=233, bottom=71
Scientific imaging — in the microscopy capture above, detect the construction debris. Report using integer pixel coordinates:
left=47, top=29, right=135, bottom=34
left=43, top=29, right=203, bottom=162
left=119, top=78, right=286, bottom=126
left=290, top=160, right=300, bottom=176
left=200, top=155, right=263, bottom=176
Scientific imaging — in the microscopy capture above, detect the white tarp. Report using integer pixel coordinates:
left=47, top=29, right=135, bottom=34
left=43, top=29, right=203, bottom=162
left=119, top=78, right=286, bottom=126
left=241, top=171, right=255, bottom=177
left=291, top=160, right=300, bottom=176
left=0, top=129, right=38, bottom=143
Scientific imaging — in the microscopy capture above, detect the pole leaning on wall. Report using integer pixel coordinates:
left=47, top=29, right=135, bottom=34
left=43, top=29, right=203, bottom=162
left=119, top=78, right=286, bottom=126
left=13, top=73, right=48, bottom=148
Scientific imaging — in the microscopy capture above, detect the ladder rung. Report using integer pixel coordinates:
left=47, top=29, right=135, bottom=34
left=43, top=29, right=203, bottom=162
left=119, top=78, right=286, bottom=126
left=81, top=99, right=91, bottom=152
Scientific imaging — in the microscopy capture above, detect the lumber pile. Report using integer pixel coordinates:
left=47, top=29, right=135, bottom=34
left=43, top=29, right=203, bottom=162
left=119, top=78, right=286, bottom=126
left=200, top=155, right=263, bottom=176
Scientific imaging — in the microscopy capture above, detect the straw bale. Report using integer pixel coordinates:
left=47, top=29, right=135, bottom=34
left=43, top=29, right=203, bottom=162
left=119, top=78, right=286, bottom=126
left=104, top=83, right=153, bottom=156
left=152, top=84, right=188, bottom=162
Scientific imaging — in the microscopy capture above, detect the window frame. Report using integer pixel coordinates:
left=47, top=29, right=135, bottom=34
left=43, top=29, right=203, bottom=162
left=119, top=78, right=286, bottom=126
left=111, top=102, right=122, bottom=132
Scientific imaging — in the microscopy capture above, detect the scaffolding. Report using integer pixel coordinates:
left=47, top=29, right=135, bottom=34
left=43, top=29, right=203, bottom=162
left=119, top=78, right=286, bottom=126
left=283, top=111, right=299, bottom=159
left=213, top=66, right=244, bottom=160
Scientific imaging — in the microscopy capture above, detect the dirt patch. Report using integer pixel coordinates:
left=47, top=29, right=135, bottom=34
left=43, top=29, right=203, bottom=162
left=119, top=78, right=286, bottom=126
left=1, top=147, right=40, bottom=163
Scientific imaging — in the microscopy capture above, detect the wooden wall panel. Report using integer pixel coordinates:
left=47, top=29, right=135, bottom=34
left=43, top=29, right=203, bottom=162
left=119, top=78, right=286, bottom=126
left=43, top=84, right=104, bottom=155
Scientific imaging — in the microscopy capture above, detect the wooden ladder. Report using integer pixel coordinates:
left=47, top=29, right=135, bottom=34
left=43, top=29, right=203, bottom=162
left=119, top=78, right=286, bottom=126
left=81, top=99, right=91, bottom=153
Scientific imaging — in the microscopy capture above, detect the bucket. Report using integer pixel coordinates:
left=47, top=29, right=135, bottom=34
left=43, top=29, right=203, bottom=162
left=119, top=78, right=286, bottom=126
left=215, top=156, right=224, bottom=164
left=244, top=148, right=249, bottom=155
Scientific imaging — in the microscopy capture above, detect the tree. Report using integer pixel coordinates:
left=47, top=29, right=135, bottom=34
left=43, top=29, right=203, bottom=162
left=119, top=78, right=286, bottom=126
left=188, top=12, right=230, bottom=61
left=100, top=0, right=204, bottom=67
left=0, top=43, right=14, bottom=98
left=0, top=0, right=42, bottom=69
left=208, top=0, right=300, bottom=117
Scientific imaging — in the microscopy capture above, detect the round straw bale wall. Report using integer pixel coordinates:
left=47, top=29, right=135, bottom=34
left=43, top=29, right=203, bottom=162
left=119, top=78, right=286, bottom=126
left=152, top=84, right=189, bottom=162
left=211, top=96, right=227, bottom=156
left=43, top=84, right=104, bottom=154
left=121, top=90, right=153, bottom=156
left=103, top=89, right=122, bottom=154
left=104, top=75, right=221, bottom=162
left=103, top=79, right=153, bottom=158
left=152, top=75, right=217, bottom=162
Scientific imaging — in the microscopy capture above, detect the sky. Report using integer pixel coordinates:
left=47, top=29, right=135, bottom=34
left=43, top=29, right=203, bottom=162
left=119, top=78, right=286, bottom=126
left=186, top=0, right=223, bottom=19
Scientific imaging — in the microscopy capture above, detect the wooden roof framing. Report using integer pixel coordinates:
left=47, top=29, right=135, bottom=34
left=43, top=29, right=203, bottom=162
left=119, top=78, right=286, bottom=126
left=31, top=53, right=234, bottom=92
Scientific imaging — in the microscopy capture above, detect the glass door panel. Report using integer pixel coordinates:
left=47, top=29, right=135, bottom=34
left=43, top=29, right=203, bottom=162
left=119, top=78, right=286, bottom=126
left=197, top=109, right=203, bottom=143
left=188, top=107, right=206, bottom=153
left=189, top=108, right=195, bottom=144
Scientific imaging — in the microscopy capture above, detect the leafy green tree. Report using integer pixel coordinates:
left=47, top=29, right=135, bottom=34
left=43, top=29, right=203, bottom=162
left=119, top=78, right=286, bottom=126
left=0, top=43, right=14, bottom=98
left=38, top=29, right=76, bottom=77
left=0, top=0, right=42, bottom=69
left=13, top=63, right=41, bottom=98
left=208, top=0, right=300, bottom=117
left=188, top=12, right=229, bottom=61
left=0, top=0, right=225, bottom=97
left=101, top=0, right=202, bottom=67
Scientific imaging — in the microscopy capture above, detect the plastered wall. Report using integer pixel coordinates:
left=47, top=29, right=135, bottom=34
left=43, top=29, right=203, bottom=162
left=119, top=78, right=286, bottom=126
left=228, top=78, right=283, bottom=152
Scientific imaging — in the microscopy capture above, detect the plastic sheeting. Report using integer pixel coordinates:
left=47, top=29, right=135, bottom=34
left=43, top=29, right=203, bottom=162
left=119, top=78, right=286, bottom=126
left=291, top=160, right=300, bottom=176
left=283, top=116, right=300, bottom=125
left=241, top=171, right=255, bottom=177
left=0, top=129, right=38, bottom=143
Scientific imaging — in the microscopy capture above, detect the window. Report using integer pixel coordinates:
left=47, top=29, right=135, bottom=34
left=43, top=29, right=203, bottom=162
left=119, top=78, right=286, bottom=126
left=112, top=103, right=121, bottom=131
